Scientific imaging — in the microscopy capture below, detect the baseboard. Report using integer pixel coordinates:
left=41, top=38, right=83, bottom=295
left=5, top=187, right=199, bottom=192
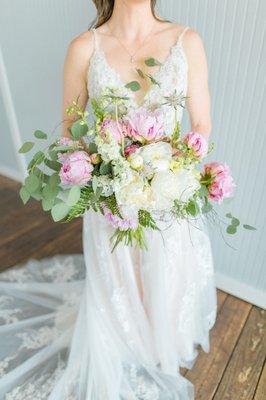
left=215, top=272, right=266, bottom=309
left=0, top=165, right=24, bottom=183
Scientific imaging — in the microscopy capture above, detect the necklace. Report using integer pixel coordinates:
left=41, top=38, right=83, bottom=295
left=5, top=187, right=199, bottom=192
left=106, top=23, right=155, bottom=63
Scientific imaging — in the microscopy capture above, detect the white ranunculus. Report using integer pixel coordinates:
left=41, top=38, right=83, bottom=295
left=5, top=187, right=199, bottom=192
left=138, top=142, right=172, bottom=177
left=151, top=169, right=200, bottom=210
left=129, top=153, right=144, bottom=170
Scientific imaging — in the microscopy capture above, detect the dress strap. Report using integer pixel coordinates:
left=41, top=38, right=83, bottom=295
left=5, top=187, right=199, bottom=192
left=178, top=26, right=190, bottom=45
left=91, top=28, right=99, bottom=51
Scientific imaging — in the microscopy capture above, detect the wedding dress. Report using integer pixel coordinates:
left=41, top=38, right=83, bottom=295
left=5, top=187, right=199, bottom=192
left=0, top=26, right=217, bottom=399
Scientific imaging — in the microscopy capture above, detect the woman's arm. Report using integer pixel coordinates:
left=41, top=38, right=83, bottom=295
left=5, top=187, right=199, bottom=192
left=184, top=29, right=212, bottom=140
left=62, top=31, right=94, bottom=138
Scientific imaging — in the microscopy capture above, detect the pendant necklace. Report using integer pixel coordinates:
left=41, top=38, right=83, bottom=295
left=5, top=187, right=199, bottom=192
left=107, top=23, right=156, bottom=64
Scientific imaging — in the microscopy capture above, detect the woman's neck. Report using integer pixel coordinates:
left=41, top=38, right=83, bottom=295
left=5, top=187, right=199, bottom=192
left=108, top=0, right=157, bottom=39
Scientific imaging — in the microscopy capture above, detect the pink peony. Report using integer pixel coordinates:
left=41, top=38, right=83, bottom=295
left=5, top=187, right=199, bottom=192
left=124, top=107, right=165, bottom=143
left=203, top=162, right=235, bottom=203
left=59, top=151, right=93, bottom=186
left=124, top=143, right=140, bottom=158
left=183, top=131, right=209, bottom=159
left=100, top=118, right=125, bottom=143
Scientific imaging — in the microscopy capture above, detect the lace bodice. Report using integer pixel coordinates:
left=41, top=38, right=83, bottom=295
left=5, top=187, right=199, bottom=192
left=87, top=26, right=190, bottom=136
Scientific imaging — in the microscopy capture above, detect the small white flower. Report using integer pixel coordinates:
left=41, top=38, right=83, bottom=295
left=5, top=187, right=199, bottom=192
left=97, top=175, right=114, bottom=196
left=128, top=154, right=144, bottom=170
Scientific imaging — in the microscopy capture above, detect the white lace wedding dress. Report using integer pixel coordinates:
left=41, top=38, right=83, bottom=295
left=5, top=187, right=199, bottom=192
left=0, top=26, right=217, bottom=399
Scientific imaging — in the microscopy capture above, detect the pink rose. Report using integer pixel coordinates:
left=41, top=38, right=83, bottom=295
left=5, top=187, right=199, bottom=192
left=203, top=162, right=235, bottom=203
left=183, top=131, right=208, bottom=159
left=124, top=107, right=164, bottom=143
left=100, top=118, right=125, bottom=143
left=124, top=144, right=140, bottom=158
left=59, top=151, right=93, bottom=186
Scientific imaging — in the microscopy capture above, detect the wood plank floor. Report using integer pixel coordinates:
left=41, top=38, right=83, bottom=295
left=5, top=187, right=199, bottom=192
left=0, top=174, right=265, bottom=399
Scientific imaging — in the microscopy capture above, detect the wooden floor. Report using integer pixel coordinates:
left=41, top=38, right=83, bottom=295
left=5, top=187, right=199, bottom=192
left=0, top=174, right=265, bottom=399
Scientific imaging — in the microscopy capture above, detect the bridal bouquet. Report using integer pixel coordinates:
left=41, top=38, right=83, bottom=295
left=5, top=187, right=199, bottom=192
left=19, top=87, right=255, bottom=249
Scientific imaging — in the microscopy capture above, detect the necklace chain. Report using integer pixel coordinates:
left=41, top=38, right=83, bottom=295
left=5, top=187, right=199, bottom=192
left=106, top=23, right=156, bottom=63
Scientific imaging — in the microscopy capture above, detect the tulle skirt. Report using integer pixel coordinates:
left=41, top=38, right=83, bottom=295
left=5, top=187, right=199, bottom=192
left=0, top=210, right=217, bottom=399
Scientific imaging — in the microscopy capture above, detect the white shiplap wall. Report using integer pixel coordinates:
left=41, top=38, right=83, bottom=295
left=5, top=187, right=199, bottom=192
left=0, top=0, right=265, bottom=306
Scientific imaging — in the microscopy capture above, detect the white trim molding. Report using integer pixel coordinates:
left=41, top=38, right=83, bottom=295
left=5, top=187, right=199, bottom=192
left=215, top=272, right=266, bottom=309
left=0, top=165, right=24, bottom=183
left=0, top=45, right=27, bottom=179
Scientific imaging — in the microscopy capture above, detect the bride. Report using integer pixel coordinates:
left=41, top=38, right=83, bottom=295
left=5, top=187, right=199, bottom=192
left=0, top=0, right=217, bottom=399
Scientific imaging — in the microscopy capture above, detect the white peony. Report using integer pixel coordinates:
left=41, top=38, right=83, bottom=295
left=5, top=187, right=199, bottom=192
left=151, top=169, right=200, bottom=210
left=115, top=172, right=154, bottom=211
left=138, top=141, right=172, bottom=177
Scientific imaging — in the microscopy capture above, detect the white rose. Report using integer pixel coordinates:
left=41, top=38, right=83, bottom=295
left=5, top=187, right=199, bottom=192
left=115, top=173, right=153, bottom=211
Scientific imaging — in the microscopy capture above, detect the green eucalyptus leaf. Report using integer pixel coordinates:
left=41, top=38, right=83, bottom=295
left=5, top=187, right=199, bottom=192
left=243, top=224, right=256, bottom=231
left=44, top=158, right=61, bottom=172
left=19, top=186, right=30, bottom=204
left=70, top=119, right=88, bottom=139
left=88, top=142, right=98, bottom=154
left=231, top=217, right=240, bottom=227
left=42, top=184, right=59, bottom=200
left=67, top=185, right=81, bottom=206
left=145, top=57, right=162, bottom=67
left=225, top=212, right=233, bottom=218
left=125, top=81, right=141, bottom=92
left=92, top=176, right=98, bottom=193
left=201, top=201, right=212, bottom=214
left=19, top=142, right=34, bottom=153
left=186, top=200, right=200, bottom=217
left=49, top=173, right=60, bottom=187
left=34, top=130, right=47, bottom=140
left=42, top=197, right=54, bottom=211
left=51, top=202, right=70, bottom=222
left=226, top=225, right=237, bottom=234
left=25, top=174, right=40, bottom=193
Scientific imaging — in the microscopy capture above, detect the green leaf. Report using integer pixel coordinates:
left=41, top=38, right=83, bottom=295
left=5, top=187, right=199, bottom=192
left=25, top=174, right=40, bottom=194
left=34, top=130, right=47, bottom=140
left=51, top=202, right=70, bottom=222
left=147, top=74, right=160, bottom=87
left=19, top=142, right=34, bottom=153
left=226, top=225, right=237, bottom=234
left=201, top=201, right=212, bottom=214
left=70, top=119, right=88, bottom=139
left=186, top=200, right=200, bottom=216
left=136, top=68, right=145, bottom=79
left=67, top=185, right=81, bottom=206
left=42, top=184, right=59, bottom=200
left=92, top=176, right=98, bottom=193
left=44, top=158, right=61, bottom=172
left=42, top=197, right=54, bottom=211
left=231, top=217, right=240, bottom=227
left=48, top=173, right=60, bottom=187
left=99, top=161, right=112, bottom=175
left=125, top=81, right=141, bottom=92
left=27, top=151, right=45, bottom=170
left=19, top=186, right=30, bottom=204
left=199, top=185, right=208, bottom=197
left=225, top=212, right=233, bottom=218
left=243, top=224, right=257, bottom=231
left=144, top=57, right=162, bottom=67
left=88, top=142, right=98, bottom=154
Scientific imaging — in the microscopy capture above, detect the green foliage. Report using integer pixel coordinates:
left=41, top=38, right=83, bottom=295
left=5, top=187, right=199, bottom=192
left=66, top=186, right=81, bottom=206
left=65, top=186, right=101, bottom=221
left=170, top=122, right=181, bottom=147
left=136, top=68, right=145, bottom=79
left=88, top=142, right=98, bottom=154
left=243, top=224, right=256, bottom=231
left=110, top=226, right=147, bottom=252
left=44, top=158, right=61, bottom=172
left=19, top=186, right=30, bottom=205
left=144, top=57, right=162, bottom=67
left=99, top=161, right=112, bottom=175
left=125, top=81, right=141, bottom=92
left=70, top=119, right=88, bottom=139
left=51, top=202, right=71, bottom=222
left=226, top=225, right=237, bottom=234
left=19, top=142, right=34, bottom=153
left=25, top=174, right=40, bottom=194
left=138, top=210, right=159, bottom=230
left=186, top=199, right=200, bottom=217
left=34, top=130, right=47, bottom=139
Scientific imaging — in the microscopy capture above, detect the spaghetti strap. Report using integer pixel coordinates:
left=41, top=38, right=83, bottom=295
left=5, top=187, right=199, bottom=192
left=91, top=28, right=99, bottom=51
left=178, top=26, right=190, bottom=44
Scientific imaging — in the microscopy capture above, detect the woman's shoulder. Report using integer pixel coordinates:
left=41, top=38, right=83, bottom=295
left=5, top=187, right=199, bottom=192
left=66, top=29, right=95, bottom=62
